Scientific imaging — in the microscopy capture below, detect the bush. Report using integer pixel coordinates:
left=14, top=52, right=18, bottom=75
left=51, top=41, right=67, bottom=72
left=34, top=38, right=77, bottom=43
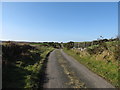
left=2, top=42, right=34, bottom=66
left=2, top=43, right=22, bottom=64
left=87, top=42, right=108, bottom=55
left=64, top=41, right=74, bottom=50
left=113, top=41, right=120, bottom=61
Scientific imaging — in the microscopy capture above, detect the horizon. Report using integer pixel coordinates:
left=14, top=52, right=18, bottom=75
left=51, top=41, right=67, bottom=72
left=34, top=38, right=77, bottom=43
left=1, top=37, right=117, bottom=43
left=2, top=2, right=118, bottom=42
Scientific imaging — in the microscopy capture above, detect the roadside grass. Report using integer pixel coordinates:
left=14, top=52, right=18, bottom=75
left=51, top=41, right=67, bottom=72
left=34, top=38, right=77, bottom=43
left=63, top=48, right=119, bottom=87
left=20, top=46, right=54, bottom=88
left=3, top=44, right=54, bottom=88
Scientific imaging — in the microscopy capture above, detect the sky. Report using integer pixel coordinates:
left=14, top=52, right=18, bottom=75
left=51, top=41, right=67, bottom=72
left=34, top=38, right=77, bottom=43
left=1, top=2, right=118, bottom=42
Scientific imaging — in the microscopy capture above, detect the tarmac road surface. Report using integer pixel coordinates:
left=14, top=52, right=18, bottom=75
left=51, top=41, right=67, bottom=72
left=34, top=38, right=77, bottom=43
left=43, top=49, right=115, bottom=88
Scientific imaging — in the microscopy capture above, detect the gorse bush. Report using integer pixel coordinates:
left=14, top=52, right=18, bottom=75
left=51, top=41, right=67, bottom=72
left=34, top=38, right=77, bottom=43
left=2, top=42, right=22, bottom=65
left=21, top=44, right=35, bottom=53
left=2, top=42, right=35, bottom=66
left=2, top=41, right=54, bottom=88
left=87, top=43, right=107, bottom=55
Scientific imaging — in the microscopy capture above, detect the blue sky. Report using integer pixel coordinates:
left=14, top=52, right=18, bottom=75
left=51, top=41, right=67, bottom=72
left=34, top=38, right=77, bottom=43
left=2, top=2, right=118, bottom=42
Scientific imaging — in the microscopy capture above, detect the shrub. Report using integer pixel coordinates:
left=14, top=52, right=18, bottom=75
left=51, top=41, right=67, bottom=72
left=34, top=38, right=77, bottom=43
left=2, top=42, right=34, bottom=66
left=64, top=41, right=74, bottom=50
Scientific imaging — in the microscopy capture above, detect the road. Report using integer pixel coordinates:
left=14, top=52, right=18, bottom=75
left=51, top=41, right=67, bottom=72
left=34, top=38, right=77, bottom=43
left=43, top=49, right=115, bottom=88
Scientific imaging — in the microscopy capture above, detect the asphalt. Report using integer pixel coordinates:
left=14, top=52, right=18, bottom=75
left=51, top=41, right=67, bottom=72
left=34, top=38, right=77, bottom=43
left=43, top=49, right=115, bottom=88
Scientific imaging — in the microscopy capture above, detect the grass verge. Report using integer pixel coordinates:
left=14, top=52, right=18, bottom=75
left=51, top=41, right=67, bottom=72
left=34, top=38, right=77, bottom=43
left=22, top=47, right=54, bottom=88
left=63, top=48, right=118, bottom=87
left=3, top=45, right=54, bottom=88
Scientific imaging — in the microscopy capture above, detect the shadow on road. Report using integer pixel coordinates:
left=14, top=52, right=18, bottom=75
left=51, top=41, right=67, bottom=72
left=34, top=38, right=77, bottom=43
left=38, top=50, right=54, bottom=88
